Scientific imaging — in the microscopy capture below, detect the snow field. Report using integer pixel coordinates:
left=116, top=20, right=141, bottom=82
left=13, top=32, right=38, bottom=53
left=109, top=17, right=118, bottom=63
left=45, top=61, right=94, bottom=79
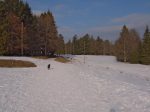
left=0, top=56, right=150, bottom=112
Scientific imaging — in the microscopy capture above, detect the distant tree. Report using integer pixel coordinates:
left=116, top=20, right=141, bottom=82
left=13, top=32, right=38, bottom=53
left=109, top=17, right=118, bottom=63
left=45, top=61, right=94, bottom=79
left=72, top=35, right=78, bottom=54
left=128, top=29, right=141, bottom=63
left=103, top=40, right=112, bottom=55
left=89, top=36, right=96, bottom=55
left=27, top=15, right=42, bottom=56
left=56, top=34, right=65, bottom=55
left=7, top=12, right=22, bottom=55
left=39, top=11, right=59, bottom=56
left=96, top=36, right=103, bottom=55
left=83, top=34, right=92, bottom=54
left=115, top=25, right=141, bottom=63
left=140, top=26, right=150, bottom=64
left=66, top=40, right=72, bottom=54
left=64, top=34, right=115, bottom=56
left=115, top=25, right=130, bottom=62
left=0, top=1, right=8, bottom=55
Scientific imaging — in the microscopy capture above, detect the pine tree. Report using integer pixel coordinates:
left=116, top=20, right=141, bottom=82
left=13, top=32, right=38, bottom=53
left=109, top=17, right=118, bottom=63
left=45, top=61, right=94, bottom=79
left=66, top=40, right=72, bottom=54
left=103, top=40, right=112, bottom=55
left=7, top=12, right=22, bottom=55
left=141, top=26, right=150, bottom=65
left=72, top=35, right=78, bottom=54
left=96, top=36, right=103, bottom=55
left=89, top=36, right=96, bottom=55
left=56, top=34, right=65, bottom=55
left=0, top=1, right=8, bottom=55
left=0, top=0, right=60, bottom=56
left=39, top=11, right=58, bottom=56
left=128, top=29, right=141, bottom=63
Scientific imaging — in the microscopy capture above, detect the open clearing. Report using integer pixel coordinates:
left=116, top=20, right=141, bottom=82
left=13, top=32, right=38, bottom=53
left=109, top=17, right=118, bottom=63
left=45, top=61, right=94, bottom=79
left=0, top=56, right=150, bottom=112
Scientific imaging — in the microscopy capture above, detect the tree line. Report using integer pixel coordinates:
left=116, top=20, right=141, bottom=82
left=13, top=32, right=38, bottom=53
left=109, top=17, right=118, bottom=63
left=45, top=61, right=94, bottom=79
left=64, top=34, right=113, bottom=55
left=0, top=0, right=150, bottom=65
left=115, top=25, right=150, bottom=65
left=65, top=25, right=150, bottom=65
left=0, top=0, right=64, bottom=56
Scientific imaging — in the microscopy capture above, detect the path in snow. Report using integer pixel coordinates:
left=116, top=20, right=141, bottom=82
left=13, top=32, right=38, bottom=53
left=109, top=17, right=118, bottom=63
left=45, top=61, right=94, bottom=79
left=0, top=56, right=150, bottom=112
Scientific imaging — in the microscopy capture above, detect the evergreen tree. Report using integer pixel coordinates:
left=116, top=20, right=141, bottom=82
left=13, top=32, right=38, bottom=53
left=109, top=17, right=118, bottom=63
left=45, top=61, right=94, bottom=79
left=128, top=29, right=141, bottom=63
left=72, top=35, right=78, bottom=54
left=56, top=34, right=65, bottom=55
left=96, top=36, right=103, bottom=55
left=103, top=40, right=111, bottom=55
left=66, top=40, right=72, bottom=54
left=7, top=12, right=22, bottom=55
left=0, top=1, right=8, bottom=55
left=89, top=36, right=96, bottom=55
left=39, top=11, right=58, bottom=56
left=141, top=26, right=150, bottom=64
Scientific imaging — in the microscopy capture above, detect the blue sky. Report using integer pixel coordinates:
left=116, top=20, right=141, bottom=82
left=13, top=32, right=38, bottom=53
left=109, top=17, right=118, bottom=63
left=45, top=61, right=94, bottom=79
left=25, top=0, right=150, bottom=41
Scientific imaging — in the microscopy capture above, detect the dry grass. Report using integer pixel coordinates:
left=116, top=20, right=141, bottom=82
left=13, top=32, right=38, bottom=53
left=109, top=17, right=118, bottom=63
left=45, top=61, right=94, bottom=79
left=0, top=59, right=36, bottom=68
left=32, top=56, right=50, bottom=59
left=55, top=57, right=70, bottom=63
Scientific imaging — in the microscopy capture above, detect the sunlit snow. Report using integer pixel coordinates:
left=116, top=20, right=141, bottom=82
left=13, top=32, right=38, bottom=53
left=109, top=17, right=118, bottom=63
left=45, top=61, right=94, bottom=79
left=0, top=56, right=150, bottom=112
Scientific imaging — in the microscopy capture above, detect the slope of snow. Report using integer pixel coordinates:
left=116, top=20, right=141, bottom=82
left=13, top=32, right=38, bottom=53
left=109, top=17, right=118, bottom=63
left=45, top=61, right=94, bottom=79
left=0, top=56, right=150, bottom=112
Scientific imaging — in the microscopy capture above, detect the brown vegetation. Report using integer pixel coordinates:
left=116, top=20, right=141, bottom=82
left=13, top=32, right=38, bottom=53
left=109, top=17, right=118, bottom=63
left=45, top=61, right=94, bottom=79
left=55, top=57, right=70, bottom=63
left=0, top=59, right=36, bottom=68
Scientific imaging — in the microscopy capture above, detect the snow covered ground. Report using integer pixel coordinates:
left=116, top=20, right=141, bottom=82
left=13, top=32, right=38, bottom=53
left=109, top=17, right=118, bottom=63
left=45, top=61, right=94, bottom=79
left=0, top=55, right=150, bottom=112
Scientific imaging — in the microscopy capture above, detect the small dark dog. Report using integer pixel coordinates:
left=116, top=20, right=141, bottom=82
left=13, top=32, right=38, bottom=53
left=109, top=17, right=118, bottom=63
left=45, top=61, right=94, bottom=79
left=48, top=64, right=50, bottom=70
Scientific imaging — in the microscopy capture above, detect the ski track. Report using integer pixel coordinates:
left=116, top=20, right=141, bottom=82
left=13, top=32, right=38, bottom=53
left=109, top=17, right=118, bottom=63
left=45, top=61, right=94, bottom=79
left=0, top=56, right=150, bottom=112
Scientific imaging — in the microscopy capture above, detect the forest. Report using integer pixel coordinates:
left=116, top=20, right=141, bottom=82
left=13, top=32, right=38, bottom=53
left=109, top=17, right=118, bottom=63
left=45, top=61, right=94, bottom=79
left=0, top=0, right=150, bottom=65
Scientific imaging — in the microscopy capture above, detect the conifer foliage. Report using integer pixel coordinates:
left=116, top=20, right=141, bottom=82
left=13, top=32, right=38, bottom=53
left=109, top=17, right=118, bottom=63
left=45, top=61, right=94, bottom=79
left=0, top=0, right=150, bottom=65
left=141, top=26, right=150, bottom=64
left=0, top=0, right=61, bottom=56
left=65, top=34, right=113, bottom=55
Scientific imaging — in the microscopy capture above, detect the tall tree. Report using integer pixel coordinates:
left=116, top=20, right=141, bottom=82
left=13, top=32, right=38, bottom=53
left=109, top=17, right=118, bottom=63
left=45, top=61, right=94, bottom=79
left=128, top=29, right=141, bottom=63
left=0, top=1, right=8, bottom=55
left=103, top=40, right=112, bottom=55
left=39, top=11, right=58, bottom=56
left=141, top=26, right=150, bottom=64
left=56, top=34, right=65, bottom=55
left=115, top=25, right=130, bottom=62
left=96, top=36, right=103, bottom=55
left=72, top=35, right=78, bottom=54
left=115, top=26, right=141, bottom=63
left=7, top=12, right=22, bottom=55
left=0, top=0, right=59, bottom=56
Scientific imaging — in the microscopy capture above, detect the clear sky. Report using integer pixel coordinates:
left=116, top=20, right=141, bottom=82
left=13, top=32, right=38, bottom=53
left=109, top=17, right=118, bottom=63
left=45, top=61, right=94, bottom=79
left=25, top=0, right=150, bottom=41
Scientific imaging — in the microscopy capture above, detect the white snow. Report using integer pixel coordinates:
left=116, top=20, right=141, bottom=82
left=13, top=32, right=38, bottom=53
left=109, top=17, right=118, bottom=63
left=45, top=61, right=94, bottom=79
left=0, top=55, right=150, bottom=112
